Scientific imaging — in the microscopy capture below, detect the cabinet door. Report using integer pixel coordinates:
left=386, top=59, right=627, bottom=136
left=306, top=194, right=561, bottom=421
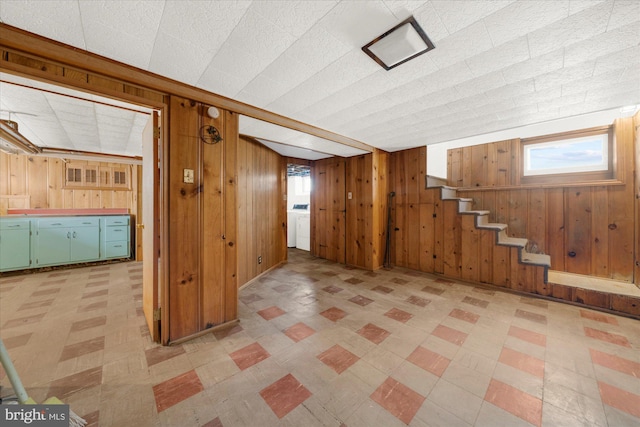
left=37, top=227, right=71, bottom=266
left=0, top=228, right=31, bottom=271
left=70, top=226, right=100, bottom=262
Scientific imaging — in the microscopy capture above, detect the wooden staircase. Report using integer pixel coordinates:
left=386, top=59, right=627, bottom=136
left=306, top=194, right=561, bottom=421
left=440, top=186, right=551, bottom=283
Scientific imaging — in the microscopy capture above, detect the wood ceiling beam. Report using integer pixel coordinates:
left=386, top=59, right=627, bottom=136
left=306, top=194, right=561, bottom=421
left=0, top=24, right=374, bottom=153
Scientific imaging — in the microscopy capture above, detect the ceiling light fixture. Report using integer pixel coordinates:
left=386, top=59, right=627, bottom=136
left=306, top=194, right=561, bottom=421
left=0, top=119, right=41, bottom=154
left=362, top=16, right=435, bottom=70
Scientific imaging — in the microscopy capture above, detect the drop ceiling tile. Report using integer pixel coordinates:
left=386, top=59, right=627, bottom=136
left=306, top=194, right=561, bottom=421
left=607, top=0, right=640, bottom=31
left=427, top=21, right=494, bottom=69
left=513, top=87, right=562, bottom=107
left=0, top=0, right=86, bottom=49
left=414, top=87, right=462, bottom=109
left=593, top=46, right=640, bottom=75
left=527, top=0, right=611, bottom=58
left=584, top=79, right=640, bottom=102
left=496, top=104, right=539, bottom=121
left=252, top=27, right=352, bottom=100
left=79, top=0, right=164, bottom=69
left=534, top=61, right=595, bottom=92
left=381, top=0, right=429, bottom=17
left=318, top=0, right=398, bottom=47
left=482, top=0, right=570, bottom=45
left=409, top=1, right=450, bottom=42
left=198, top=9, right=297, bottom=95
left=563, top=21, right=640, bottom=67
left=156, top=0, right=249, bottom=54
left=501, top=49, right=565, bottom=84
left=454, top=71, right=506, bottom=98
left=197, top=66, right=252, bottom=99
left=538, top=92, right=587, bottom=110
left=250, top=0, right=337, bottom=37
left=483, top=79, right=536, bottom=103
left=465, top=36, right=530, bottom=77
left=268, top=50, right=379, bottom=117
left=418, top=62, right=475, bottom=94
left=561, top=69, right=626, bottom=96
left=430, top=0, right=515, bottom=35
left=236, top=74, right=294, bottom=108
left=301, top=72, right=396, bottom=121
left=148, top=31, right=215, bottom=85
left=620, top=63, right=640, bottom=81
left=569, top=0, right=607, bottom=15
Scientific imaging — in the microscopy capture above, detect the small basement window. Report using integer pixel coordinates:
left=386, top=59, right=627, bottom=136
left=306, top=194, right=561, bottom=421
left=521, top=126, right=613, bottom=184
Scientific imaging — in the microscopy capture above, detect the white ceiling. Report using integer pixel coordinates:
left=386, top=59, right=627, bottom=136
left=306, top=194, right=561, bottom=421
left=0, top=73, right=151, bottom=156
left=0, top=0, right=638, bottom=158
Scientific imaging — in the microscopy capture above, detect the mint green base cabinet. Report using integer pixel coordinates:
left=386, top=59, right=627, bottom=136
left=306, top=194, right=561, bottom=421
left=103, top=216, right=130, bottom=259
left=0, top=214, right=130, bottom=272
left=35, top=217, right=100, bottom=267
left=0, top=219, right=31, bottom=271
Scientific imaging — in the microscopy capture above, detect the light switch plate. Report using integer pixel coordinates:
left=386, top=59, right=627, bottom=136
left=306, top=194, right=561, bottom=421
left=183, top=168, right=194, bottom=184
left=348, top=192, right=353, bottom=199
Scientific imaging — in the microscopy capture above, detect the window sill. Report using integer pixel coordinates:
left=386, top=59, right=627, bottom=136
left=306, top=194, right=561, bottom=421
left=455, top=179, right=626, bottom=192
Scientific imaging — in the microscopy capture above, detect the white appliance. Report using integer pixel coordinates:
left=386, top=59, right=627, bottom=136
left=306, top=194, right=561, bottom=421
left=296, top=213, right=310, bottom=251
left=287, top=204, right=309, bottom=248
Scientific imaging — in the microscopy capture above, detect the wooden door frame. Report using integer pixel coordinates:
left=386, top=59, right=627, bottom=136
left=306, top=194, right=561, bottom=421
left=0, top=65, right=170, bottom=344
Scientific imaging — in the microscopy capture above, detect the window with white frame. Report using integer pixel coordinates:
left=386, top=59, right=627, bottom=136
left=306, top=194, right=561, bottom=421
left=521, top=126, right=613, bottom=183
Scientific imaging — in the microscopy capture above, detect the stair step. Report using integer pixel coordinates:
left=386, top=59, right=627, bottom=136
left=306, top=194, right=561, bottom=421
left=440, top=187, right=458, bottom=199
left=521, top=252, right=551, bottom=267
left=434, top=183, right=550, bottom=284
left=461, top=210, right=491, bottom=216
left=498, top=235, right=528, bottom=247
left=476, top=222, right=507, bottom=230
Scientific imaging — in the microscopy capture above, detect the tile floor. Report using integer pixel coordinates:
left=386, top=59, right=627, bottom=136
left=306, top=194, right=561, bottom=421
left=1, top=249, right=639, bottom=426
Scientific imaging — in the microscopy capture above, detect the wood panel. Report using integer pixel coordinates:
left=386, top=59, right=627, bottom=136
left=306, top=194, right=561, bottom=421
left=311, top=157, right=345, bottom=264
left=447, top=118, right=637, bottom=282
left=223, top=110, right=239, bottom=321
left=237, top=136, right=286, bottom=288
left=168, top=96, right=201, bottom=340
left=201, top=105, right=225, bottom=327
left=0, top=152, right=136, bottom=216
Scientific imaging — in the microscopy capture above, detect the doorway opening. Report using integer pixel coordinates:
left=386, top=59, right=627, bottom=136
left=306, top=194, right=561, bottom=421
left=287, top=164, right=311, bottom=251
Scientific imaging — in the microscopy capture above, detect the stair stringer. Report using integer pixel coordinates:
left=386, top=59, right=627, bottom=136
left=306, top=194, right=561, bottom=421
left=439, top=186, right=550, bottom=284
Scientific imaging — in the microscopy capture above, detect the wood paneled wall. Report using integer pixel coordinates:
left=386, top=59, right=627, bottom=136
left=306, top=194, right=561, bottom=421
left=450, top=118, right=636, bottom=282
left=167, top=97, right=238, bottom=341
left=345, top=150, right=388, bottom=270
left=0, top=152, right=137, bottom=215
left=448, top=139, right=518, bottom=188
left=311, top=158, right=346, bottom=264
left=311, top=151, right=388, bottom=270
left=390, top=147, right=548, bottom=290
left=237, top=136, right=287, bottom=288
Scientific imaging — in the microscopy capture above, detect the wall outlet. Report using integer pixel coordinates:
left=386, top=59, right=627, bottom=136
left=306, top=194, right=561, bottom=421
left=258, top=255, right=262, bottom=264
left=348, top=192, right=353, bottom=199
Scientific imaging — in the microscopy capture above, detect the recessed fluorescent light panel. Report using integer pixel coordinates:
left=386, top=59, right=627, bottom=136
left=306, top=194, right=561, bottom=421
left=362, top=16, right=435, bottom=70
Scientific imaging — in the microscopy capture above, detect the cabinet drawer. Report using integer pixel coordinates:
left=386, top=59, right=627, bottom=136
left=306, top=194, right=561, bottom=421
left=37, top=218, right=69, bottom=228
left=67, top=217, right=100, bottom=227
left=105, top=216, right=129, bottom=226
left=0, top=219, right=30, bottom=230
left=105, top=241, right=129, bottom=258
left=105, top=226, right=129, bottom=242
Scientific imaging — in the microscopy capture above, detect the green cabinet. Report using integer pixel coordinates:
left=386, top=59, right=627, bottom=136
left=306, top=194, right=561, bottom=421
left=0, top=214, right=130, bottom=272
left=36, top=217, right=100, bottom=266
left=103, top=216, right=130, bottom=259
left=0, top=219, right=31, bottom=271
